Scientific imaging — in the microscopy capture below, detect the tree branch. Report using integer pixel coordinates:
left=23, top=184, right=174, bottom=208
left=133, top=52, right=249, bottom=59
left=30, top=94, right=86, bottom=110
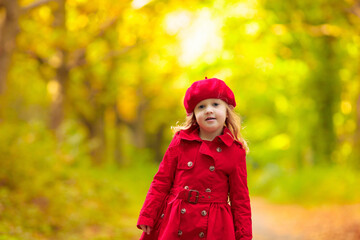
left=113, top=104, right=132, bottom=127
left=97, top=17, right=119, bottom=37
left=347, top=3, right=360, bottom=18
left=101, top=44, right=138, bottom=61
left=21, top=0, right=56, bottom=14
left=67, top=17, right=136, bottom=68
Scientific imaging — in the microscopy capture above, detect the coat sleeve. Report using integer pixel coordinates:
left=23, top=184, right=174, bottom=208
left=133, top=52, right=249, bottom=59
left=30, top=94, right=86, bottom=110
left=229, top=146, right=252, bottom=240
left=137, top=134, right=179, bottom=229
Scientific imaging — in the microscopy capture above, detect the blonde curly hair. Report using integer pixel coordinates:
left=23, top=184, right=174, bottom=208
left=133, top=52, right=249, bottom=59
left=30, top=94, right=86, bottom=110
left=172, top=104, right=249, bottom=153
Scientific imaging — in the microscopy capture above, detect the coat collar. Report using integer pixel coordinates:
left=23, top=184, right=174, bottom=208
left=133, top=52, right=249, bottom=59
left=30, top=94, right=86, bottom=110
left=177, top=125, right=239, bottom=148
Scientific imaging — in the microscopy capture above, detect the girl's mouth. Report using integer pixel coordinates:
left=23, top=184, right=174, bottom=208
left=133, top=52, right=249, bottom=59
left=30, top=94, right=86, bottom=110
left=206, top=117, right=216, bottom=121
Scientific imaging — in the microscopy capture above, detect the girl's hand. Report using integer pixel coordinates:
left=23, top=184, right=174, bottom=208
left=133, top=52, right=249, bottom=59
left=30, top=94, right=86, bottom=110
left=139, top=225, right=151, bottom=235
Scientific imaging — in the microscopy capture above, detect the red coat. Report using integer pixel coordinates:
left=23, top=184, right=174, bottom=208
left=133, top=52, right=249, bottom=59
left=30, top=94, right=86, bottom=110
left=137, top=126, right=252, bottom=240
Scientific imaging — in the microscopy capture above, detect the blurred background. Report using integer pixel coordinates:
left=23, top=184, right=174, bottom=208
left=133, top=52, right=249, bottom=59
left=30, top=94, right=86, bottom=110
left=1, top=0, right=360, bottom=239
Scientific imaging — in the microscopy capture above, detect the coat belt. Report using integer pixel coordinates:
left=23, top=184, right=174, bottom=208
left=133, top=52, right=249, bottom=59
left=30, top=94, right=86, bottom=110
left=170, top=187, right=228, bottom=204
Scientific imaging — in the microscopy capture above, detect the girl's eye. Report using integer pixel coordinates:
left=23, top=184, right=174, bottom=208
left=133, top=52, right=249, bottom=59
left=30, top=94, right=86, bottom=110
left=213, top=102, right=219, bottom=107
left=198, top=105, right=205, bottom=109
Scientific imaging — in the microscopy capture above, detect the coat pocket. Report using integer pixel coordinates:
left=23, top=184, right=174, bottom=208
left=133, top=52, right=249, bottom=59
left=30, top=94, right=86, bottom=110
left=154, top=194, right=169, bottom=230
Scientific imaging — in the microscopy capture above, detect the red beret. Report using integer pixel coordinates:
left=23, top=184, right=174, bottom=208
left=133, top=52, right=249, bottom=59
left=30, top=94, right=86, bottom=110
left=184, top=78, right=236, bottom=114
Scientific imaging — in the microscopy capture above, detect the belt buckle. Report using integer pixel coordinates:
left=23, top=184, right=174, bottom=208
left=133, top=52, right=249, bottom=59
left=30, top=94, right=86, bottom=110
left=187, top=189, right=199, bottom=204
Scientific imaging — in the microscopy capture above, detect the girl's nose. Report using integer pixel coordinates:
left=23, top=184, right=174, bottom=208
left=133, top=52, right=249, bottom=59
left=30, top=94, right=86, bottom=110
left=205, top=106, right=213, bottom=113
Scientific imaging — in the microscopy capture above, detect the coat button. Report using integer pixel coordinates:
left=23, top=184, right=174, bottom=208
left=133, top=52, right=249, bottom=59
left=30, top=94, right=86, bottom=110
left=184, top=186, right=189, bottom=190
left=181, top=208, right=186, bottom=214
left=205, top=188, right=211, bottom=193
left=187, top=161, right=193, bottom=167
left=199, top=232, right=205, bottom=238
left=209, top=166, right=215, bottom=171
left=161, top=213, right=165, bottom=218
left=201, top=210, right=207, bottom=216
left=178, top=230, right=183, bottom=236
left=216, top=147, right=222, bottom=152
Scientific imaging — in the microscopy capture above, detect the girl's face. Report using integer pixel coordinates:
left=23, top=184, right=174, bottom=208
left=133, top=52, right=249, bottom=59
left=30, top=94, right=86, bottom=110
left=194, top=98, right=227, bottom=140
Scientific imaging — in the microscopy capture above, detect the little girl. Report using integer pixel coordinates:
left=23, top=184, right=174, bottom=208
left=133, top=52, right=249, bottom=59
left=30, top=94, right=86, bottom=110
left=137, top=78, right=252, bottom=240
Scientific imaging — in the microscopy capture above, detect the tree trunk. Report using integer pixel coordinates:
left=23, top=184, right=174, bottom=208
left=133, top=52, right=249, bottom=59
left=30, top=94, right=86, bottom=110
left=152, top=123, right=166, bottom=163
left=350, top=3, right=360, bottom=168
left=308, top=36, right=339, bottom=165
left=88, top=109, right=106, bottom=164
left=49, top=0, right=67, bottom=131
left=0, top=0, right=20, bottom=95
left=114, top=122, right=124, bottom=165
left=352, top=83, right=360, bottom=167
left=130, top=84, right=148, bottom=148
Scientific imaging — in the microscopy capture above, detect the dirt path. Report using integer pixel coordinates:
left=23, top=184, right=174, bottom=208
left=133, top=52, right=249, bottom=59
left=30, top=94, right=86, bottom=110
left=252, top=197, right=360, bottom=240
left=130, top=197, right=360, bottom=240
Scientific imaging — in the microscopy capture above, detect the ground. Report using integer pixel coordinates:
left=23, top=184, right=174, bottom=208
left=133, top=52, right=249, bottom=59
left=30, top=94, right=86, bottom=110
left=131, top=197, right=360, bottom=240
left=252, top=197, right=360, bottom=240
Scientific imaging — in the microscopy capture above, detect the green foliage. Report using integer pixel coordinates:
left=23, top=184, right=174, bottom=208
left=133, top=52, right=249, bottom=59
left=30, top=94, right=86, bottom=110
left=0, top=119, right=157, bottom=239
left=249, top=165, right=360, bottom=206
